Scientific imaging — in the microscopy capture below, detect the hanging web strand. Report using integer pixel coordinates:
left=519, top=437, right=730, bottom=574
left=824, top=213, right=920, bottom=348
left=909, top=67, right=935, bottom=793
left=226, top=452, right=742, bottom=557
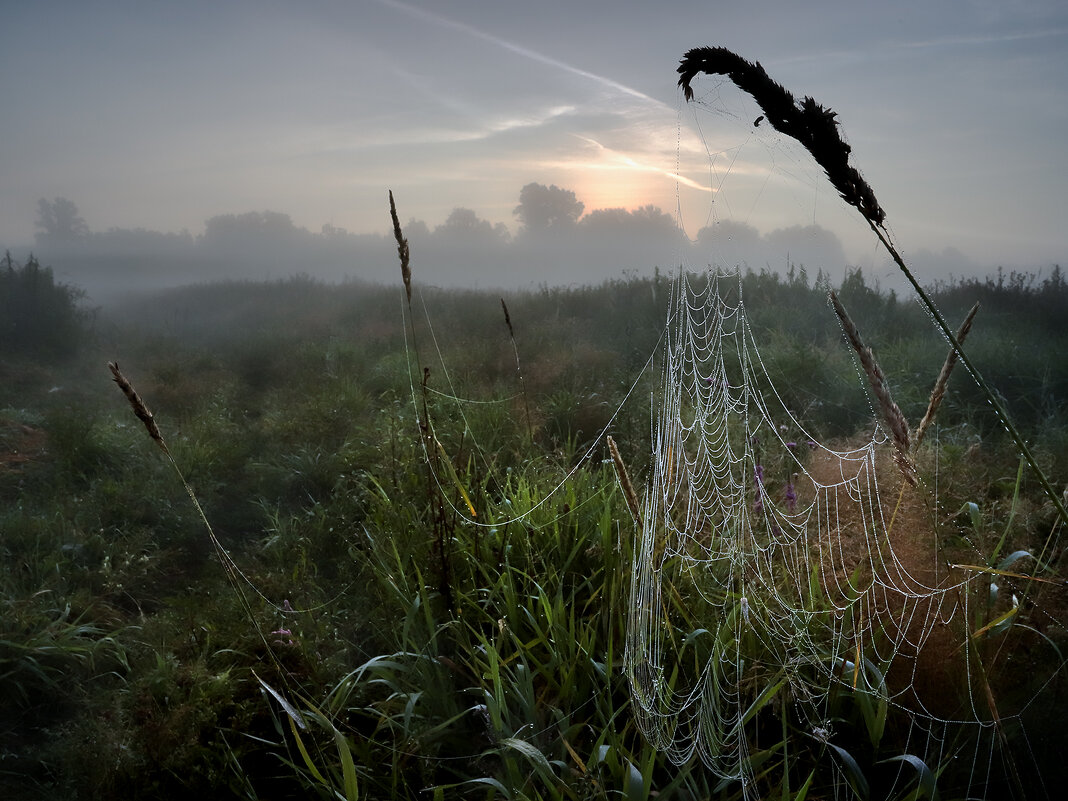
left=625, top=49, right=1067, bottom=800
left=625, top=270, right=969, bottom=790
left=675, top=45, right=1067, bottom=541
left=622, top=265, right=1068, bottom=800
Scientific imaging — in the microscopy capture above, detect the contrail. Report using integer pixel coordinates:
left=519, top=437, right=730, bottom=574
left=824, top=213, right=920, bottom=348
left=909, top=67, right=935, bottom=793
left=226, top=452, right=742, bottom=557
left=574, top=135, right=712, bottom=192
left=897, top=26, right=1068, bottom=50
left=375, top=0, right=667, bottom=109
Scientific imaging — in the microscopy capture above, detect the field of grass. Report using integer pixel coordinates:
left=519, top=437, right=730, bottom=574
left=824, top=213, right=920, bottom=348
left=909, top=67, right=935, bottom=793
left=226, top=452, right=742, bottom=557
left=1, top=263, right=1065, bottom=799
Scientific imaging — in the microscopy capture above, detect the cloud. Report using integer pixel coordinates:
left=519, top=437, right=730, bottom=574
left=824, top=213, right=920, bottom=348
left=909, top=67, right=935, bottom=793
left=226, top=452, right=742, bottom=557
left=560, top=135, right=711, bottom=193
left=2, top=1, right=1063, bottom=274
left=374, top=0, right=667, bottom=108
left=896, top=26, right=1068, bottom=51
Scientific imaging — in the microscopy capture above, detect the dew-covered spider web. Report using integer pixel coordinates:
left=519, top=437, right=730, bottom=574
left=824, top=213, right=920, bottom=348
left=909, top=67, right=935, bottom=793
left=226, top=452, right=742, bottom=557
left=622, top=80, right=1068, bottom=801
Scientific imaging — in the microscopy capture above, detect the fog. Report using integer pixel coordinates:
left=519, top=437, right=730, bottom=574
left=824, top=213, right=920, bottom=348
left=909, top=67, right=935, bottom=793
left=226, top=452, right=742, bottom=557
left=4, top=2, right=1066, bottom=292
left=4, top=187, right=970, bottom=305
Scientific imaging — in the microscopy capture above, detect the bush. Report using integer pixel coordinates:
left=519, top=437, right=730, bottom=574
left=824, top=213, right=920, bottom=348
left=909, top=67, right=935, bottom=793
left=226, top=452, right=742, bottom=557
left=0, top=251, right=91, bottom=360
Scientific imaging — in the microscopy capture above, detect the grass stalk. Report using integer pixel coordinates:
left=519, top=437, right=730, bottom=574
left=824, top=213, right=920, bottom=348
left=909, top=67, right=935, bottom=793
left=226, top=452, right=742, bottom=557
left=389, top=192, right=455, bottom=614
left=678, top=46, right=1068, bottom=541
left=501, top=297, right=534, bottom=443
left=828, top=292, right=916, bottom=485
left=607, top=435, right=643, bottom=528
left=389, top=189, right=411, bottom=305
left=870, top=222, right=1068, bottom=558
left=108, top=361, right=168, bottom=454
left=914, top=301, right=979, bottom=446
left=107, top=362, right=284, bottom=675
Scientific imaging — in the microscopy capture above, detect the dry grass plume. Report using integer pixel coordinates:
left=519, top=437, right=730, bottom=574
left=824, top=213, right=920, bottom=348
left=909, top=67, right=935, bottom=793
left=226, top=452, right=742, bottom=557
left=677, top=47, right=885, bottom=226
left=829, top=292, right=915, bottom=485
left=108, top=361, right=169, bottom=454
left=389, top=190, right=411, bottom=303
left=607, top=435, right=643, bottom=528
left=914, top=301, right=980, bottom=446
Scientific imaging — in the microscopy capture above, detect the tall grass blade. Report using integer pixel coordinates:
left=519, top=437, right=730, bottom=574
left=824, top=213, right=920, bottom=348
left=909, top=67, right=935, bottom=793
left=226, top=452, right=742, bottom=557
left=255, top=670, right=307, bottom=730
left=826, top=742, right=871, bottom=801
left=878, top=754, right=940, bottom=800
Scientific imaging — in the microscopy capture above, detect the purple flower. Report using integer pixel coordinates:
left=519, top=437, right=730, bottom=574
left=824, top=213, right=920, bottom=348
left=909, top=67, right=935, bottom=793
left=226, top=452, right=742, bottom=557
left=786, top=441, right=797, bottom=450
left=785, top=481, right=797, bottom=513
left=271, top=628, right=297, bottom=647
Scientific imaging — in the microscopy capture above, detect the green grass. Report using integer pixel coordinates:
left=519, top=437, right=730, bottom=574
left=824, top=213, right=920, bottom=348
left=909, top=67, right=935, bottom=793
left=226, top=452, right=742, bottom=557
left=0, top=268, right=1065, bottom=798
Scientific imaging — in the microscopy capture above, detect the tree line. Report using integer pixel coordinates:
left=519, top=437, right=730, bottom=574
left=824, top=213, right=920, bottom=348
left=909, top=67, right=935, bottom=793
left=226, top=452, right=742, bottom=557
left=23, top=187, right=851, bottom=298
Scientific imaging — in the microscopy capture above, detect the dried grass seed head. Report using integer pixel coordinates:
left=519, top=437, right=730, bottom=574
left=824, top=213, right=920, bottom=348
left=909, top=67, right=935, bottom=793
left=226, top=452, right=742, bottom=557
left=677, top=46, right=885, bottom=226
left=828, top=293, right=914, bottom=483
left=108, top=361, right=169, bottom=454
left=389, top=190, right=411, bottom=303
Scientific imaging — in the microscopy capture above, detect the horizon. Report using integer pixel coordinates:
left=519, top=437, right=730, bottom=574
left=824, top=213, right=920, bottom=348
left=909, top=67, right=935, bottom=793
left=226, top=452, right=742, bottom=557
left=3, top=1, right=1066, bottom=288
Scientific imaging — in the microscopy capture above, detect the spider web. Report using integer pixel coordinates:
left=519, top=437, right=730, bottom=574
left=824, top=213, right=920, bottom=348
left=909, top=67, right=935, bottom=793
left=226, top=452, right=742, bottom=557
left=623, top=88, right=1067, bottom=800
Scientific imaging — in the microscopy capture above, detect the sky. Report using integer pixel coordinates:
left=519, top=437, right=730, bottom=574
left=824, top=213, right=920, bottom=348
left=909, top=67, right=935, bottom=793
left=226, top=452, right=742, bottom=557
left=3, top=0, right=1067, bottom=287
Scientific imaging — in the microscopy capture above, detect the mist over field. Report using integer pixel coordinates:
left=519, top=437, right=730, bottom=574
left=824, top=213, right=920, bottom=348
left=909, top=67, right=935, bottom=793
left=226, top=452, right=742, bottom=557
left=3, top=235, right=1067, bottom=797
left=4, top=189, right=1009, bottom=305
left=3, top=3, right=1067, bottom=796
left=4, top=2, right=1066, bottom=304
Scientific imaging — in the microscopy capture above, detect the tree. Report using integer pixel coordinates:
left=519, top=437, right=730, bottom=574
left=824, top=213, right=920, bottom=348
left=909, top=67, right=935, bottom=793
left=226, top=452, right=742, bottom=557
left=434, top=208, right=510, bottom=243
left=580, top=204, right=676, bottom=237
left=513, top=183, right=584, bottom=233
left=35, top=197, right=89, bottom=242
left=577, top=207, right=632, bottom=233
left=0, top=251, right=88, bottom=359
left=201, top=210, right=301, bottom=244
left=629, top=204, right=676, bottom=235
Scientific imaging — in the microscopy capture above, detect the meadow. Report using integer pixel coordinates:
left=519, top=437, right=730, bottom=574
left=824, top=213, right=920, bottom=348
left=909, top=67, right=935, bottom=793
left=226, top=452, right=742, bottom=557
left=1, top=255, right=1066, bottom=799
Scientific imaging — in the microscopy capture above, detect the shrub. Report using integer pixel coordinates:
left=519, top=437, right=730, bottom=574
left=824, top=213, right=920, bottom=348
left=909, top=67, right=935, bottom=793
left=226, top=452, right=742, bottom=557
left=0, top=251, right=91, bottom=360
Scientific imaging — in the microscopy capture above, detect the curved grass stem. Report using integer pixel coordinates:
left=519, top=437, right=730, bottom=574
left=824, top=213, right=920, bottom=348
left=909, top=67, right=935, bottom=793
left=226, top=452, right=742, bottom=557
left=676, top=46, right=1066, bottom=557
left=869, top=222, right=1068, bottom=562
